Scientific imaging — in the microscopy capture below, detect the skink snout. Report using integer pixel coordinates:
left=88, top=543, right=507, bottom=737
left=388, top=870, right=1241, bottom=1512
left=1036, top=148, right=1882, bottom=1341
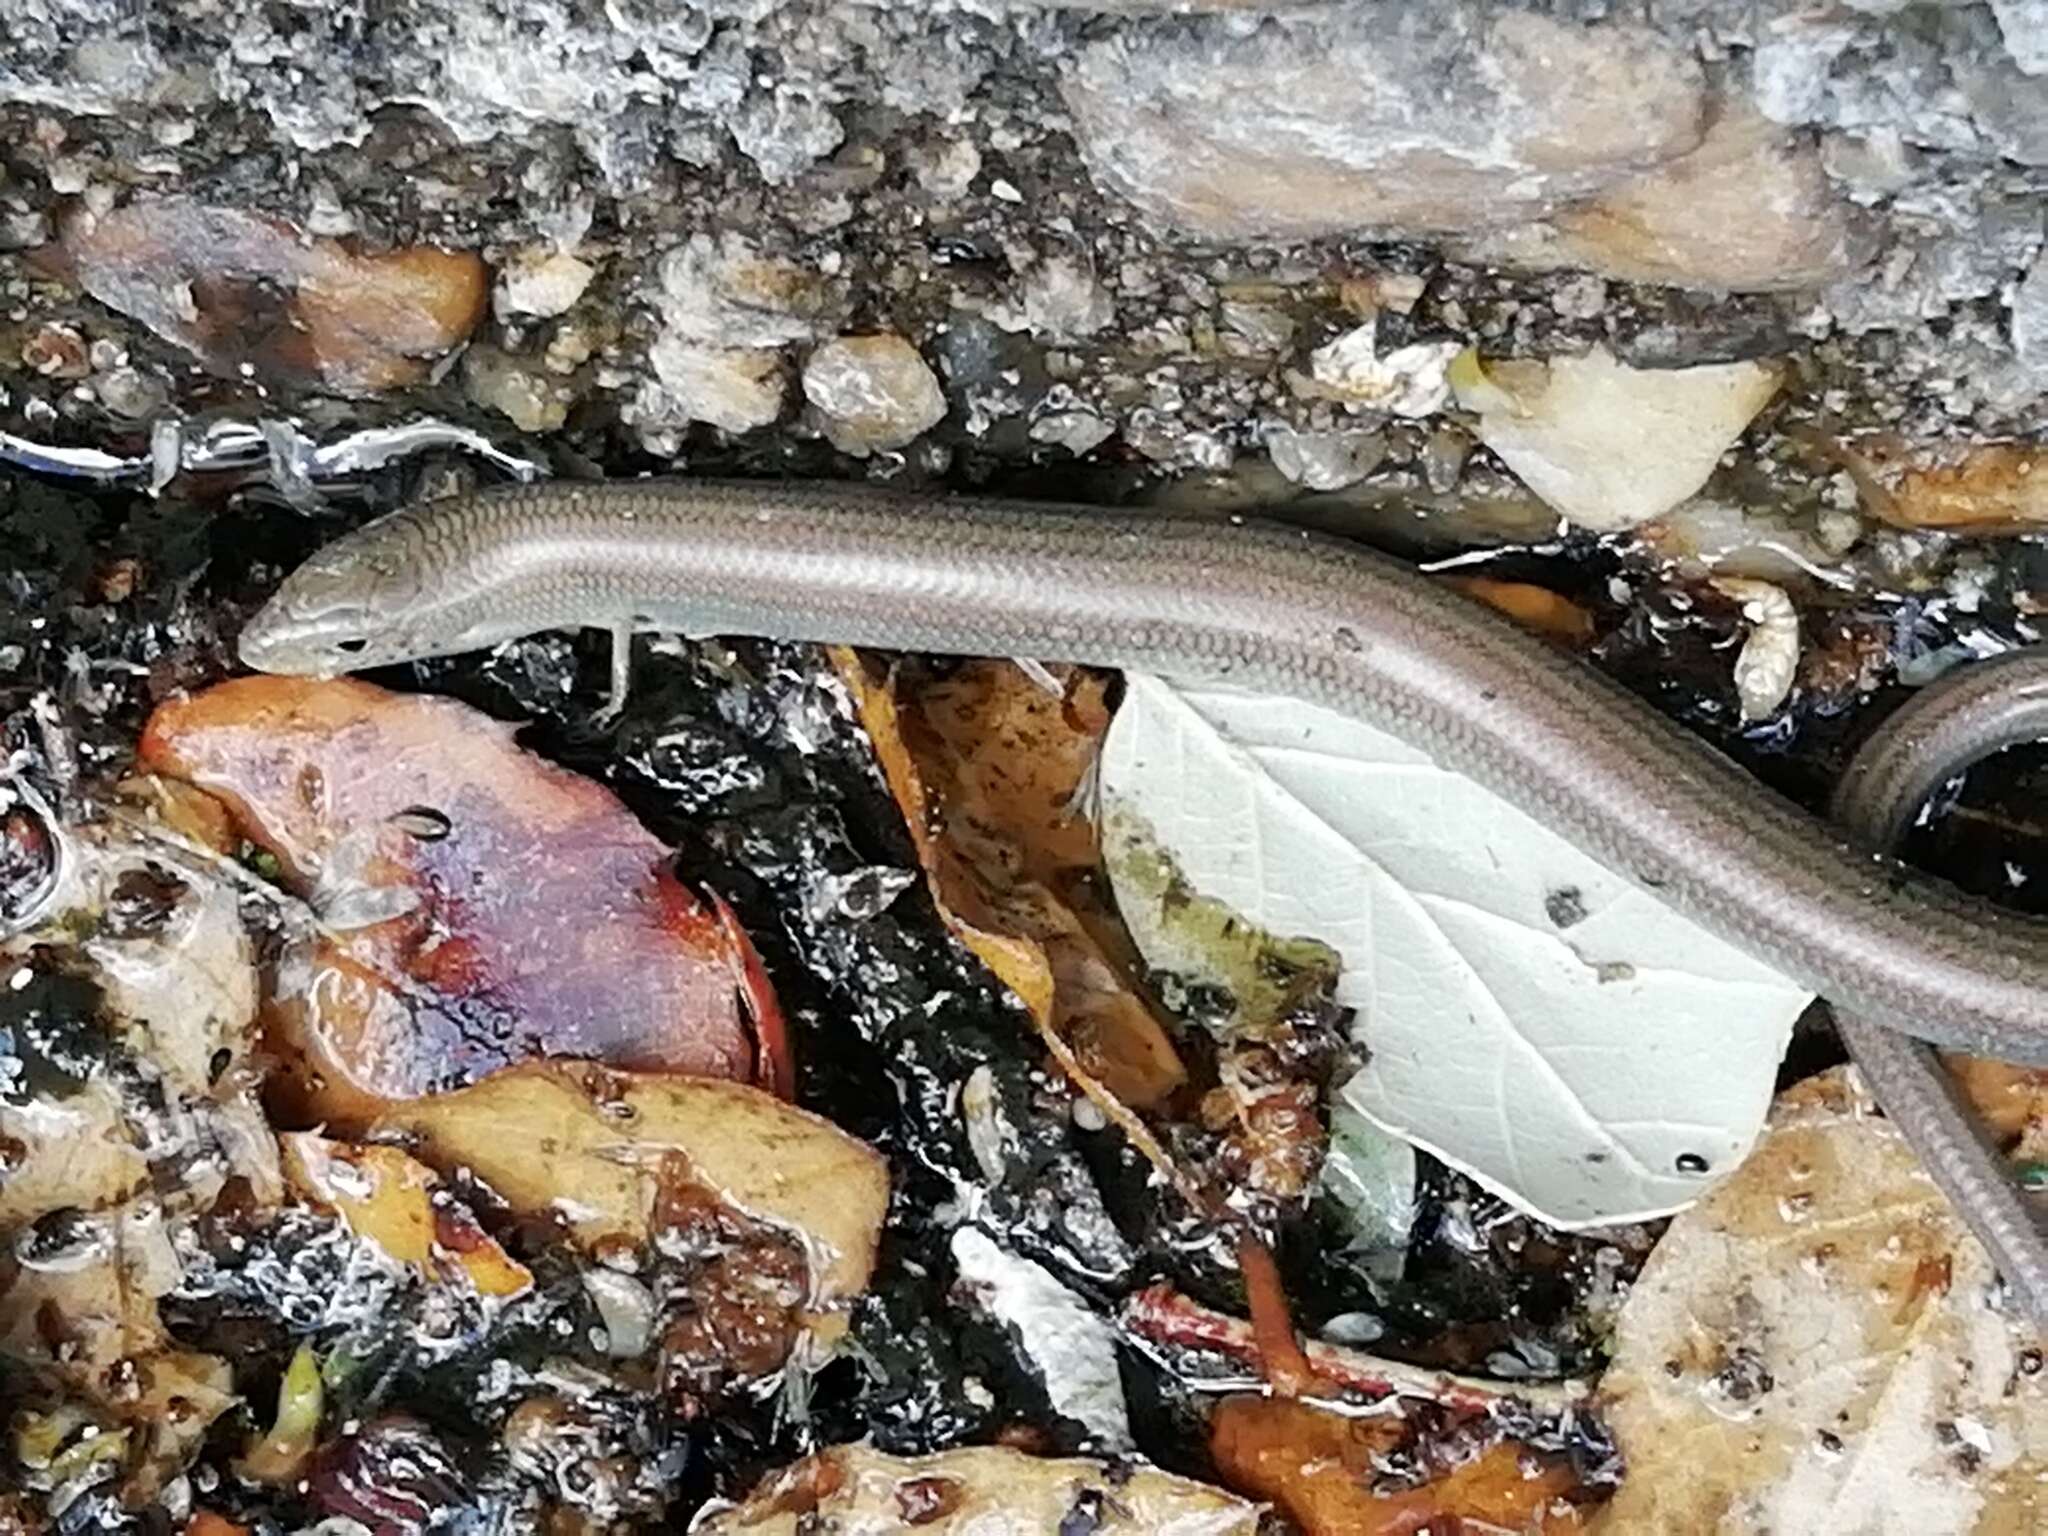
left=236, top=596, right=379, bottom=677
left=237, top=527, right=427, bottom=677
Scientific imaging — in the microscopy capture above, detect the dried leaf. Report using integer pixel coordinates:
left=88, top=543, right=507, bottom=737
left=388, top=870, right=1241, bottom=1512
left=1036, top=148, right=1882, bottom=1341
left=1946, top=1055, right=2048, bottom=1147
left=0, top=1202, right=238, bottom=1479
left=369, top=1061, right=887, bottom=1319
left=697, top=1443, right=1262, bottom=1534
left=845, top=655, right=1345, bottom=1394
left=1592, top=1067, right=2048, bottom=1534
left=1123, top=1282, right=1586, bottom=1417
left=114, top=774, right=239, bottom=855
left=280, top=1134, right=531, bottom=1298
left=913, top=657, right=1109, bottom=887
left=0, top=819, right=257, bottom=1495
left=950, top=1227, right=1130, bottom=1448
left=837, top=653, right=1185, bottom=1109
left=1446, top=576, right=1596, bottom=646
left=1100, top=674, right=1810, bottom=1227
left=0, top=1081, right=145, bottom=1231
left=238, top=1343, right=322, bottom=1485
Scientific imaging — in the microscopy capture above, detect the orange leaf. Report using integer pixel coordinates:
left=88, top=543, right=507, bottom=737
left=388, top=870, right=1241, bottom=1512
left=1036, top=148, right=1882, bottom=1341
left=1944, top=1054, right=2048, bottom=1145
left=1211, top=1396, right=1584, bottom=1536
left=141, top=676, right=771, bottom=1126
left=1446, top=577, right=1596, bottom=646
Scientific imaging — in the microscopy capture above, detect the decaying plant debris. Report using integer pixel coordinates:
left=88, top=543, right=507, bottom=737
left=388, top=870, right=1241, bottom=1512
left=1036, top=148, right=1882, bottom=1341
left=0, top=545, right=1645, bottom=1531
left=7, top=1, right=2048, bottom=1529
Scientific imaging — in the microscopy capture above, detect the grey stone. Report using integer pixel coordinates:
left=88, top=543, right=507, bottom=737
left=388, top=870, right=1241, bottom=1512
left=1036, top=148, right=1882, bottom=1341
left=1551, top=276, right=1609, bottom=321
left=0, top=207, right=50, bottom=251
left=1818, top=128, right=1921, bottom=205
left=1060, top=5, right=1706, bottom=242
left=933, top=314, right=1047, bottom=451
left=1743, top=2, right=2048, bottom=173
left=1824, top=182, right=2044, bottom=334
left=907, top=135, right=983, bottom=199
left=93, top=365, right=166, bottom=422
left=2011, top=247, right=2048, bottom=373
left=1123, top=409, right=1231, bottom=470
left=1218, top=301, right=1296, bottom=355
left=1030, top=407, right=1115, bottom=456
left=1747, top=8, right=1979, bottom=153
left=1748, top=16, right=1860, bottom=128
left=653, top=232, right=844, bottom=350
left=1471, top=103, right=1868, bottom=293
left=496, top=249, right=596, bottom=320
left=1009, top=0, right=1332, bottom=9
left=9, top=0, right=2048, bottom=483
left=1296, top=319, right=1460, bottom=418
left=1009, top=255, right=1115, bottom=342
left=464, top=344, right=575, bottom=433
left=1954, top=34, right=2048, bottom=165
left=732, top=87, right=845, bottom=186
left=0, top=0, right=1000, bottom=190
left=1265, top=424, right=1385, bottom=492
left=1993, top=0, right=2048, bottom=75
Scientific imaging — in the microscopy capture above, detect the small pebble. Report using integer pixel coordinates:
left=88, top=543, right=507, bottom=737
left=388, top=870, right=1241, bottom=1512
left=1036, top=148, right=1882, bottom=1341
left=1029, top=409, right=1114, bottom=457
left=1551, top=275, right=1610, bottom=320
left=465, top=344, right=575, bottom=433
left=497, top=248, right=597, bottom=320
left=647, top=337, right=784, bottom=435
left=21, top=323, right=87, bottom=379
left=910, top=136, right=981, bottom=199
left=1266, top=424, right=1385, bottom=491
left=1016, top=255, right=1113, bottom=342
left=802, top=333, right=947, bottom=455
left=46, top=157, right=90, bottom=194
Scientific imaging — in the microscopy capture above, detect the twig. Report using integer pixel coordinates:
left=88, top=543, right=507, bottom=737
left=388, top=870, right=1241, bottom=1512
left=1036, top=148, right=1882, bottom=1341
left=1121, top=1283, right=1590, bottom=1416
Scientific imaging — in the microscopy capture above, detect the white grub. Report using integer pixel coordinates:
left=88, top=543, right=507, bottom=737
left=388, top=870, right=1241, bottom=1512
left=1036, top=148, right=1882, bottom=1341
left=1712, top=577, right=1800, bottom=721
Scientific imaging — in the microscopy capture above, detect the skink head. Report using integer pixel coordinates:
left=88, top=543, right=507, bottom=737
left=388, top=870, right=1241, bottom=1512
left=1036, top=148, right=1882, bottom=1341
left=237, top=512, right=436, bottom=677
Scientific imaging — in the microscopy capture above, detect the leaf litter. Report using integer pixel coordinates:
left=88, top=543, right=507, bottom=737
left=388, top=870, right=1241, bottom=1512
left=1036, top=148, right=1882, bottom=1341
left=4, top=452, right=2042, bottom=1534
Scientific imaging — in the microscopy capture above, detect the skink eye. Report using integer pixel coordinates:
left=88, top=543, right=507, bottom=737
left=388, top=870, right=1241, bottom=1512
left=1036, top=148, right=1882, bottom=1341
left=335, top=637, right=369, bottom=655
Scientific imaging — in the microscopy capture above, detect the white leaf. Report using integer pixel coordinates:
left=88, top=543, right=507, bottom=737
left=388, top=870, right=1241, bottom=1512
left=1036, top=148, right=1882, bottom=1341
left=1098, top=674, right=1813, bottom=1228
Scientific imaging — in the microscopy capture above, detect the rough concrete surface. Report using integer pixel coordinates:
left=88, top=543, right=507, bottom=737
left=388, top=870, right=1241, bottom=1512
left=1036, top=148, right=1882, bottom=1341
left=2, top=0, right=2047, bottom=530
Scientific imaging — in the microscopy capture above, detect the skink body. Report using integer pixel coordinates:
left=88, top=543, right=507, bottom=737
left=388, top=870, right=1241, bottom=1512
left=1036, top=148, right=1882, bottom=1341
left=239, top=478, right=2048, bottom=1068
left=239, top=478, right=2048, bottom=1318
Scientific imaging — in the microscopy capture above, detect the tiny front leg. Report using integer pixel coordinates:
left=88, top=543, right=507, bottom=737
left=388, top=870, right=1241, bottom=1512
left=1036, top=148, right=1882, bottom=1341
left=592, top=621, right=633, bottom=729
